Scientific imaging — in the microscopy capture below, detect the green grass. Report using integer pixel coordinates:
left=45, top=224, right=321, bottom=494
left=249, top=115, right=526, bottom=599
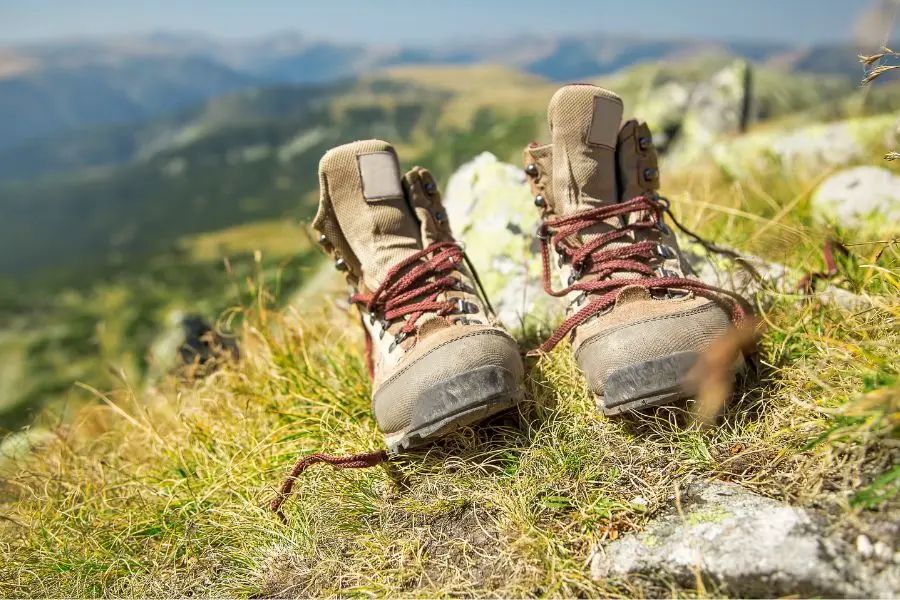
left=1, top=126, right=899, bottom=598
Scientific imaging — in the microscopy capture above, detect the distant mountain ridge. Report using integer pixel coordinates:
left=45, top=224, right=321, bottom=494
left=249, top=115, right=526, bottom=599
left=0, top=31, right=879, bottom=150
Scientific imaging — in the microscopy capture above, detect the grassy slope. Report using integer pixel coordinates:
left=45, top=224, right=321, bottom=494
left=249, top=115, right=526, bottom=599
left=1, top=123, right=897, bottom=597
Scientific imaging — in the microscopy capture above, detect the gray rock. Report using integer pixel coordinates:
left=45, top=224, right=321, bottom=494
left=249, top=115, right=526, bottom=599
left=679, top=241, right=873, bottom=312
left=678, top=240, right=789, bottom=301
left=678, top=61, right=752, bottom=149
left=811, top=166, right=900, bottom=229
left=643, top=61, right=752, bottom=163
left=858, top=534, right=875, bottom=559
left=590, top=480, right=899, bottom=597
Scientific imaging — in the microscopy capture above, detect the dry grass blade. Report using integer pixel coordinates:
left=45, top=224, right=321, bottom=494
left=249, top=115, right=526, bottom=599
left=862, top=63, right=900, bottom=84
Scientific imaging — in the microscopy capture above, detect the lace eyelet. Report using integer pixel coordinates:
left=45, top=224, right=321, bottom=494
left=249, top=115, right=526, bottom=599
left=656, top=221, right=671, bottom=235
left=525, top=163, right=538, bottom=176
left=534, top=194, right=546, bottom=208
left=657, top=268, right=680, bottom=278
left=638, top=136, right=653, bottom=151
left=389, top=331, right=408, bottom=352
left=652, top=287, right=690, bottom=300
left=655, top=244, right=675, bottom=259
left=456, top=299, right=478, bottom=314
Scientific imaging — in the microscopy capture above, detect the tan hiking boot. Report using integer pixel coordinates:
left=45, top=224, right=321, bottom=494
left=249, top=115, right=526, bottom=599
left=314, top=139, right=525, bottom=452
left=523, top=85, right=747, bottom=415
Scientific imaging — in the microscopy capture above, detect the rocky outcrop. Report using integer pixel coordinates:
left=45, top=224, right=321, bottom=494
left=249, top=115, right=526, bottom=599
left=147, top=311, right=239, bottom=382
left=590, top=480, right=900, bottom=598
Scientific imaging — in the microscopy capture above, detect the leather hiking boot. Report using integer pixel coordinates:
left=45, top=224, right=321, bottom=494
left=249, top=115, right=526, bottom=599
left=314, top=139, right=525, bottom=452
left=523, top=85, right=748, bottom=416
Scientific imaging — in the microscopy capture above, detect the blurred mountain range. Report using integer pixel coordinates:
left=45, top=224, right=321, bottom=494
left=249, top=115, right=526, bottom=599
left=0, top=31, right=879, bottom=150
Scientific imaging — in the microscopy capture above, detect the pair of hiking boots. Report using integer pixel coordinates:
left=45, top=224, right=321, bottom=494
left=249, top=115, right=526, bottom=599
left=314, top=84, right=746, bottom=454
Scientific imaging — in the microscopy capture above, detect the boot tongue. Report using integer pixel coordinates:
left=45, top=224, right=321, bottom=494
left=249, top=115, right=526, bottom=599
left=318, top=140, right=423, bottom=289
left=548, top=85, right=623, bottom=215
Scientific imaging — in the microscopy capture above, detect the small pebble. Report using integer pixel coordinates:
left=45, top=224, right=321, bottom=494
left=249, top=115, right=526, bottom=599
left=857, top=534, right=874, bottom=559
left=873, top=541, right=893, bottom=562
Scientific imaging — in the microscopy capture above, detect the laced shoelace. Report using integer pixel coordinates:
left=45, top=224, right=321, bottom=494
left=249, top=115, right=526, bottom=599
left=349, top=241, right=492, bottom=348
left=536, top=194, right=750, bottom=352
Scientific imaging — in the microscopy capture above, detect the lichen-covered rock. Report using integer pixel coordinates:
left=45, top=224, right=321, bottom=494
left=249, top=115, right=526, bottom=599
left=590, top=480, right=899, bottom=597
left=444, top=152, right=562, bottom=331
left=678, top=240, right=790, bottom=301
left=811, top=165, right=900, bottom=230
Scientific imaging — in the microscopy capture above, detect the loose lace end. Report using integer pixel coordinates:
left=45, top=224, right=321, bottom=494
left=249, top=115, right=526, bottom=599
left=271, top=449, right=390, bottom=523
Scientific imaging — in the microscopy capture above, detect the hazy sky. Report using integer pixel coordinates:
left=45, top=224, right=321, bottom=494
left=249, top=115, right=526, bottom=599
left=0, top=0, right=886, bottom=45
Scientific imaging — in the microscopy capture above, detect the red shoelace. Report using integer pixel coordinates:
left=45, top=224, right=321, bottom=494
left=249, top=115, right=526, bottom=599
left=270, top=450, right=389, bottom=523
left=350, top=241, right=473, bottom=338
left=537, top=195, right=749, bottom=352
